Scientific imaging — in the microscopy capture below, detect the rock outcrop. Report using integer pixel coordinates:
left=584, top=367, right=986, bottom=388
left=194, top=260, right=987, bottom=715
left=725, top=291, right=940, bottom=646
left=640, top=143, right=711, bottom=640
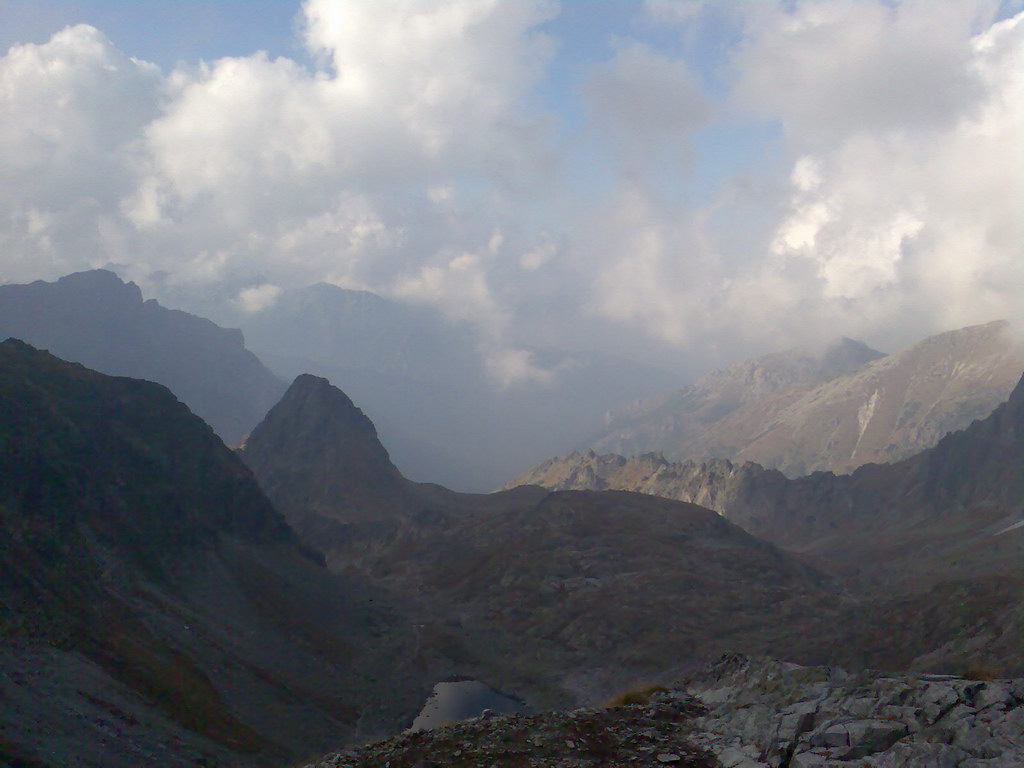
left=302, top=693, right=713, bottom=768
left=590, top=322, right=1023, bottom=478
left=0, top=269, right=285, bottom=445
left=301, top=654, right=1024, bottom=768
left=241, top=373, right=414, bottom=532
left=689, top=653, right=1024, bottom=767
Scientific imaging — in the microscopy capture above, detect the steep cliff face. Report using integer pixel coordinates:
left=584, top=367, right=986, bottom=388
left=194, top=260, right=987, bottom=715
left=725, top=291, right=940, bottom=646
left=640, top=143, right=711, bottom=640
left=0, top=270, right=285, bottom=445
left=590, top=322, right=1024, bottom=477
left=0, top=341, right=423, bottom=768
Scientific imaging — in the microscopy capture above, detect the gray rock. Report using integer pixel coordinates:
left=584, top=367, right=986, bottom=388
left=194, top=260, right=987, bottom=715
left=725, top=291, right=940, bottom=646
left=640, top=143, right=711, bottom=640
left=688, top=654, right=1024, bottom=768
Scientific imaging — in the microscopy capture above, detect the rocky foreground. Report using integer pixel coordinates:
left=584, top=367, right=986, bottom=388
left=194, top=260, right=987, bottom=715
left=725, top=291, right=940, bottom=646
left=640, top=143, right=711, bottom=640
left=302, top=654, right=1024, bottom=768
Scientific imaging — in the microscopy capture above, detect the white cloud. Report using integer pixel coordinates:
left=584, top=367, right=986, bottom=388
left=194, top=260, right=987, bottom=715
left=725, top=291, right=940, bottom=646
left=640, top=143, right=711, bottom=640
left=484, top=346, right=554, bottom=388
left=581, top=1, right=1023, bottom=358
left=0, top=24, right=162, bottom=281
left=733, top=0, right=998, bottom=142
left=0, top=0, right=1021, bottom=381
left=232, top=283, right=283, bottom=313
left=0, top=2, right=559, bottom=354
left=520, top=242, right=556, bottom=271
left=302, top=0, right=557, bottom=168
left=759, top=6, right=1024, bottom=339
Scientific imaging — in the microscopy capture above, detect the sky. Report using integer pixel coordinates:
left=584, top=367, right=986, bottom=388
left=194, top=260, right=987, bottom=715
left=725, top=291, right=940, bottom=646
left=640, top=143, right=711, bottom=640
left=1, top=0, right=1022, bottom=383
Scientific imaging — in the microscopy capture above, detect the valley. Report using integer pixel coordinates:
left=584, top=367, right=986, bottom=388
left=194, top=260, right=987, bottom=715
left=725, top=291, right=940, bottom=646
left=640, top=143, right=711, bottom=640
left=3, top=4, right=1023, bottom=764
left=1, top=277, right=1022, bottom=767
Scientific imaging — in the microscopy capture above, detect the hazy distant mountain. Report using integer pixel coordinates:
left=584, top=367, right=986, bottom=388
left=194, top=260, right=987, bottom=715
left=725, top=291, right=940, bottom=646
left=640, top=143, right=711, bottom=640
left=239, top=282, right=680, bottom=490
left=0, top=270, right=285, bottom=445
left=509, top=363, right=1024, bottom=594
left=242, top=282, right=481, bottom=386
left=506, top=369, right=1024, bottom=675
left=0, top=341, right=433, bottom=767
left=589, top=321, right=1024, bottom=477
left=591, top=337, right=883, bottom=466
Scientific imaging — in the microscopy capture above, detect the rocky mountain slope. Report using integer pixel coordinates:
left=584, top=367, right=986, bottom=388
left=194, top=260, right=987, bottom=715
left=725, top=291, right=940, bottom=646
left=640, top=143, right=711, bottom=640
left=590, top=322, right=1024, bottom=477
left=240, top=374, right=548, bottom=565
left=303, top=653, right=1024, bottom=768
left=242, top=372, right=1023, bottom=712
left=0, top=270, right=285, bottom=445
left=0, top=340, right=441, bottom=767
left=239, top=282, right=679, bottom=490
left=240, top=374, right=414, bottom=533
left=241, top=375, right=849, bottom=704
left=507, top=364, right=1024, bottom=596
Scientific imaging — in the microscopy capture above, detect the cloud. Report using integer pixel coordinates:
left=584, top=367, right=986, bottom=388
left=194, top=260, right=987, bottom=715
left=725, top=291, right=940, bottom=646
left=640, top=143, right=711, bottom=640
left=732, top=0, right=998, bottom=141
left=302, top=0, right=557, bottom=169
left=0, top=1, right=561, bottom=377
left=583, top=40, right=710, bottom=175
left=232, top=283, right=283, bottom=314
left=581, top=1, right=1024, bottom=358
left=0, top=0, right=1021, bottom=381
left=0, top=24, right=162, bottom=281
left=756, top=5, right=1024, bottom=342
left=392, top=239, right=555, bottom=387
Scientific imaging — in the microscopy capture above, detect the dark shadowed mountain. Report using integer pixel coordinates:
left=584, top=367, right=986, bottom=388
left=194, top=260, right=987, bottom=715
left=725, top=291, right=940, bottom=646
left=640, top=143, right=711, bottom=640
left=240, top=373, right=549, bottom=564
left=0, top=340, right=448, bottom=768
left=240, top=374, right=843, bottom=702
left=239, top=282, right=680, bottom=490
left=0, top=270, right=285, bottom=445
left=589, top=322, right=1024, bottom=477
left=242, top=372, right=1024, bottom=708
left=240, top=373, right=415, bottom=533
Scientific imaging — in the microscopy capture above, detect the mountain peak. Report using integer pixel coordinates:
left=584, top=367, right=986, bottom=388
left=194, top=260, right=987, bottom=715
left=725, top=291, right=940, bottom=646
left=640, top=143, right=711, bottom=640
left=0, top=271, right=285, bottom=445
left=55, top=268, right=144, bottom=303
left=241, top=374, right=410, bottom=535
left=265, top=373, right=386, bottom=448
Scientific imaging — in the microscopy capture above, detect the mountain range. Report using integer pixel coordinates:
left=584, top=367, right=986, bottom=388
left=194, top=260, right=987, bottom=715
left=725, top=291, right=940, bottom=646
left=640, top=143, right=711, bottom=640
left=241, top=375, right=843, bottom=703
left=0, top=270, right=285, bottom=445
left=587, top=321, right=1024, bottom=477
left=0, top=340, right=454, bottom=767
left=238, top=282, right=681, bottom=490
left=3, top=274, right=1024, bottom=765
left=241, top=367, right=1024, bottom=709
left=508, top=363, right=1024, bottom=593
